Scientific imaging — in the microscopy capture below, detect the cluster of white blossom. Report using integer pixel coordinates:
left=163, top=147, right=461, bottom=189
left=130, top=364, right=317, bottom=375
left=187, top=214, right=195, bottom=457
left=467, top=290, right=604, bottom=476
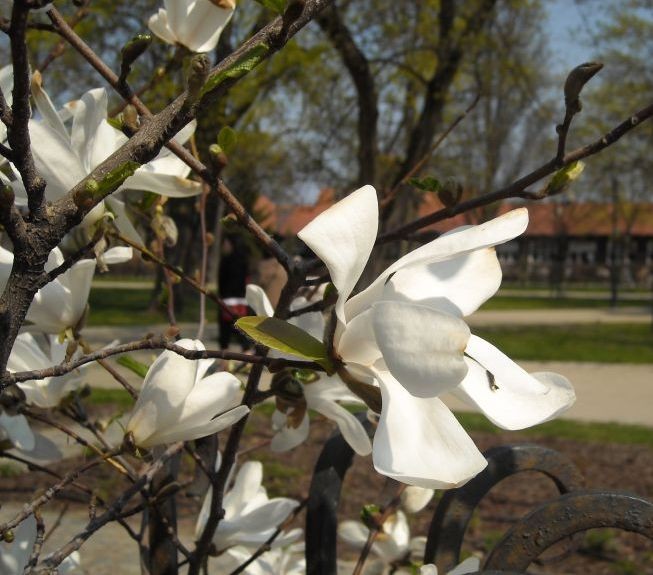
left=0, top=1, right=578, bottom=573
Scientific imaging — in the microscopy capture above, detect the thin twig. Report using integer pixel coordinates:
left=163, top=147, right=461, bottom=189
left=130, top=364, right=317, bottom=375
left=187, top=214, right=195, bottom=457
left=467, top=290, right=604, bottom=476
left=23, top=510, right=45, bottom=574
left=2, top=336, right=322, bottom=387
left=379, top=99, right=653, bottom=243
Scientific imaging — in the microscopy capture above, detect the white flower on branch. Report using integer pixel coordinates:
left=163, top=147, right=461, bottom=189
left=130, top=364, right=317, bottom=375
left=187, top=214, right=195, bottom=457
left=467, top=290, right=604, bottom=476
left=417, top=558, right=481, bottom=575
left=0, top=516, right=81, bottom=575
left=246, top=284, right=372, bottom=456
left=196, top=460, right=302, bottom=552
left=148, top=0, right=235, bottom=53
left=298, top=185, right=575, bottom=489
left=2, top=81, right=202, bottom=243
left=339, top=510, right=421, bottom=566
left=7, top=333, right=86, bottom=408
left=212, top=543, right=305, bottom=575
left=0, top=245, right=132, bottom=335
left=125, top=339, right=249, bottom=448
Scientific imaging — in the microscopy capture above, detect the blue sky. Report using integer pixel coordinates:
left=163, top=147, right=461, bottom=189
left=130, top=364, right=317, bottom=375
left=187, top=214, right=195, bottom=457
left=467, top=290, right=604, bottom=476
left=545, top=0, right=603, bottom=73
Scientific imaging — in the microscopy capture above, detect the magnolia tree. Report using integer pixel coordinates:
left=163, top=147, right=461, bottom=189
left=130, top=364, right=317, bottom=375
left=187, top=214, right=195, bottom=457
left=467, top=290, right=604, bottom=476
left=0, top=1, right=651, bottom=574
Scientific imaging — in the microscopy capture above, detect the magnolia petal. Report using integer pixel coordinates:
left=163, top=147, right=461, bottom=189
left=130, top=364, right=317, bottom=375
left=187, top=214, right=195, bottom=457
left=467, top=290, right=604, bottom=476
left=229, top=498, right=298, bottom=534
left=145, top=405, right=249, bottom=445
left=383, top=247, right=502, bottom=318
left=103, top=246, right=133, bottom=264
left=0, top=412, right=35, bottom=451
left=127, top=340, right=203, bottom=445
left=456, top=335, right=576, bottom=430
left=372, top=371, right=487, bottom=489
left=28, top=120, right=85, bottom=199
left=371, top=302, right=470, bottom=398
left=105, top=197, right=144, bottom=245
left=400, top=485, right=434, bottom=514
left=122, top=170, right=202, bottom=197
left=336, top=308, right=382, bottom=368
left=31, top=73, right=67, bottom=139
left=338, top=520, right=368, bottom=549
left=177, top=2, right=233, bottom=52
left=298, top=185, right=378, bottom=325
left=310, top=397, right=372, bottom=456
left=270, top=410, right=310, bottom=452
left=15, top=431, right=63, bottom=462
left=347, top=208, right=528, bottom=319
left=162, top=0, right=186, bottom=39
left=70, top=88, right=109, bottom=172
left=420, top=565, right=438, bottom=575
left=449, top=556, right=481, bottom=575
left=147, top=9, right=177, bottom=46
left=223, top=461, right=264, bottom=518
left=246, top=284, right=275, bottom=317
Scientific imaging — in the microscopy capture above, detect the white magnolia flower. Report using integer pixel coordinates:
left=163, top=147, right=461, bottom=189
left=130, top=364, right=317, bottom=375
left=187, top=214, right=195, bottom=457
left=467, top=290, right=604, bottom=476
left=339, top=510, right=422, bottom=565
left=196, top=460, right=302, bottom=552
left=0, top=516, right=81, bottom=575
left=126, top=339, right=249, bottom=448
left=298, top=185, right=575, bottom=489
left=148, top=0, right=235, bottom=53
left=0, top=411, right=35, bottom=453
left=7, top=333, right=86, bottom=408
left=246, top=284, right=372, bottom=456
left=418, top=557, right=481, bottom=575
left=0, top=410, right=63, bottom=462
left=5, top=83, right=202, bottom=243
left=211, top=543, right=305, bottom=575
left=0, top=245, right=132, bottom=335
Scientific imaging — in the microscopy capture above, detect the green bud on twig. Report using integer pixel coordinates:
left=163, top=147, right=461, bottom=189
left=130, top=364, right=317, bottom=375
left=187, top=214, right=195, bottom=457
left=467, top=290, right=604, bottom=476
left=186, top=54, right=211, bottom=107
left=564, top=62, right=603, bottom=114
left=438, top=177, right=463, bottom=208
left=122, top=105, right=140, bottom=134
left=543, top=161, right=585, bottom=197
left=209, top=143, right=228, bottom=173
left=119, top=34, right=153, bottom=84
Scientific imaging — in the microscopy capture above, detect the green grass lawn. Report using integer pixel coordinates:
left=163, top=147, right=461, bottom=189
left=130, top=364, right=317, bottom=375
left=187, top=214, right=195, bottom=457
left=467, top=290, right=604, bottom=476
left=86, top=389, right=653, bottom=447
left=87, top=289, right=653, bottom=363
left=482, top=296, right=651, bottom=310
left=474, top=323, right=653, bottom=364
left=87, top=288, right=218, bottom=326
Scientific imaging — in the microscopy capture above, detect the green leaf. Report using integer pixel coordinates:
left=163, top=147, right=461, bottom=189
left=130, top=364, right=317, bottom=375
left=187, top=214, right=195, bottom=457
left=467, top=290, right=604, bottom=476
left=217, top=126, right=238, bottom=155
left=117, top=355, right=150, bottom=378
left=236, top=316, right=334, bottom=373
left=408, top=176, right=441, bottom=193
left=254, top=0, right=287, bottom=15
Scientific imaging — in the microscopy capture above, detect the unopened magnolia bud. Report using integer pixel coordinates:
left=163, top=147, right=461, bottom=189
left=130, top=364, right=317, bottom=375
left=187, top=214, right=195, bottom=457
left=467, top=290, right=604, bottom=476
left=220, top=213, right=238, bottom=230
left=73, top=180, right=99, bottom=209
left=439, top=178, right=463, bottom=207
left=209, top=143, right=228, bottom=172
left=360, top=504, right=382, bottom=530
left=563, top=62, right=603, bottom=113
left=122, top=105, right=139, bottom=133
left=0, top=185, right=15, bottom=210
left=186, top=54, right=211, bottom=104
left=121, top=34, right=152, bottom=69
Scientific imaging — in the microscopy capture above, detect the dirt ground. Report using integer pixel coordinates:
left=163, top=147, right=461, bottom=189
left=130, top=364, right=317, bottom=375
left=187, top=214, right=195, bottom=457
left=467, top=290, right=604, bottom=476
left=1, top=409, right=652, bottom=574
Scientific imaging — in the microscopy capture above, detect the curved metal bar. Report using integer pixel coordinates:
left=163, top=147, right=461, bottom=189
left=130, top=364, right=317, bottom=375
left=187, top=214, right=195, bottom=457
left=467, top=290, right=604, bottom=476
left=305, top=413, right=373, bottom=575
left=484, top=490, right=653, bottom=571
left=424, top=444, right=585, bottom=572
